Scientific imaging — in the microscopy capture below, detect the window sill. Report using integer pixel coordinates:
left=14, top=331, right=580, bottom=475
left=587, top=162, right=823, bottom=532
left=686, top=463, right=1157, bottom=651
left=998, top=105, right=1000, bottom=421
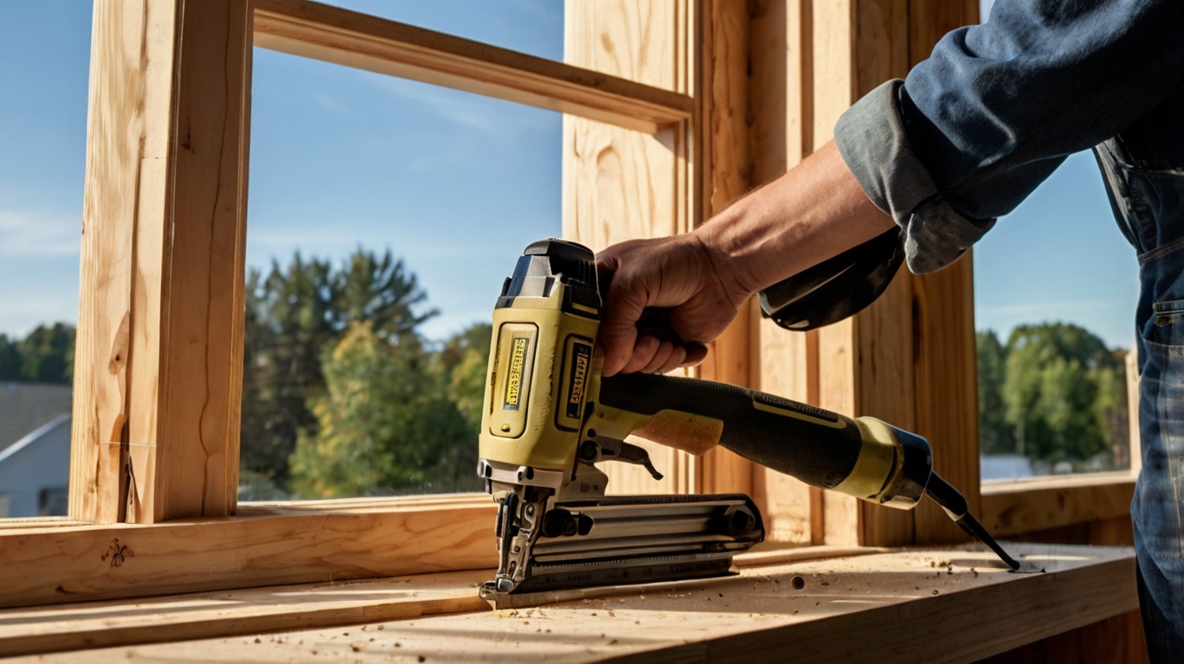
left=980, top=472, right=1137, bottom=538
left=0, top=495, right=497, bottom=610
left=2, top=543, right=1137, bottom=661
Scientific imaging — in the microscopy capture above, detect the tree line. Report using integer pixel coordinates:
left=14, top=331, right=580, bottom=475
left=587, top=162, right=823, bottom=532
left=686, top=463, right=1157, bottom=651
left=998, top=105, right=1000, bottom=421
left=977, top=323, right=1129, bottom=468
left=239, top=249, right=488, bottom=498
left=4, top=253, right=1133, bottom=495
left=0, top=323, right=75, bottom=384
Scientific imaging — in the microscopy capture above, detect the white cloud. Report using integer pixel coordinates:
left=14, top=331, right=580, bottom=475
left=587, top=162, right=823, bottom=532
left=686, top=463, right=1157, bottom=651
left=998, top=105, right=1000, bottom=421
left=372, top=76, right=556, bottom=135
left=376, top=77, right=500, bottom=132
left=0, top=209, right=81, bottom=257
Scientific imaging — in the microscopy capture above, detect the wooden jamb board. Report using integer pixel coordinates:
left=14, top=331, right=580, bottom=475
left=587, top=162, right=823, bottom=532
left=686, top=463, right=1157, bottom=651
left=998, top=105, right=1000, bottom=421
left=252, top=0, right=693, bottom=134
left=804, top=0, right=984, bottom=548
left=70, top=0, right=253, bottom=525
left=563, top=0, right=701, bottom=497
left=66, top=0, right=697, bottom=528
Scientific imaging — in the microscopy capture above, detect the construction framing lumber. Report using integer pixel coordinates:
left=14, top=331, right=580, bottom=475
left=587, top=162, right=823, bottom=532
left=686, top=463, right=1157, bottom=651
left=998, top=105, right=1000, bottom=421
left=0, top=571, right=490, bottom=658
left=696, top=0, right=757, bottom=499
left=0, top=547, right=881, bottom=658
left=70, top=0, right=252, bottom=525
left=748, top=0, right=824, bottom=545
left=0, top=500, right=496, bottom=610
left=563, top=0, right=699, bottom=496
left=981, top=474, right=1138, bottom=538
left=252, top=0, right=693, bottom=134
left=16, top=544, right=1135, bottom=663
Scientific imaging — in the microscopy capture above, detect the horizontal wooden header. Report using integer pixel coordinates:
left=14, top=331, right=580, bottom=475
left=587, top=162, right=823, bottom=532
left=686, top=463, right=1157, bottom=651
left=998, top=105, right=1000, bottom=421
left=253, top=0, right=694, bottom=134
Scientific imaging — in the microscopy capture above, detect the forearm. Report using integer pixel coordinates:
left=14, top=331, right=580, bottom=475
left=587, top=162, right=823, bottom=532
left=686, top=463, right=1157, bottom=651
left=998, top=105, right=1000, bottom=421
left=694, top=141, right=895, bottom=301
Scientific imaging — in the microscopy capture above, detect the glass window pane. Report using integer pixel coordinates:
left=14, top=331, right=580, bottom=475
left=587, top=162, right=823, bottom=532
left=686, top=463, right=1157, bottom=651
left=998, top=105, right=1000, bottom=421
left=976, top=151, right=1139, bottom=481
left=242, top=46, right=561, bottom=501
left=0, top=2, right=91, bottom=518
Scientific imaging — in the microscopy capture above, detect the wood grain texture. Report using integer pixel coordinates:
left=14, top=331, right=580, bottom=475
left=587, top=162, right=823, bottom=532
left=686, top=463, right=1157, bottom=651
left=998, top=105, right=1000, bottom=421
left=696, top=0, right=755, bottom=497
left=253, top=0, right=693, bottom=134
left=747, top=0, right=817, bottom=544
left=1010, top=515, right=1136, bottom=547
left=911, top=253, right=981, bottom=544
left=24, top=544, right=1136, bottom=663
left=0, top=500, right=496, bottom=610
left=847, top=0, right=914, bottom=549
left=72, top=0, right=172, bottom=524
left=808, top=0, right=982, bottom=548
left=0, top=571, right=490, bottom=658
left=981, top=610, right=1149, bottom=664
left=71, top=0, right=252, bottom=524
left=981, top=474, right=1137, bottom=538
left=563, top=0, right=696, bottom=496
left=156, top=0, right=253, bottom=523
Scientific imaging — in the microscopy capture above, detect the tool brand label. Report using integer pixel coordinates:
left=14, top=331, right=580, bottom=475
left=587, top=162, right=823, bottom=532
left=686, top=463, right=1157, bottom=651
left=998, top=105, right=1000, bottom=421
left=566, top=341, right=593, bottom=419
left=503, top=335, right=531, bottom=410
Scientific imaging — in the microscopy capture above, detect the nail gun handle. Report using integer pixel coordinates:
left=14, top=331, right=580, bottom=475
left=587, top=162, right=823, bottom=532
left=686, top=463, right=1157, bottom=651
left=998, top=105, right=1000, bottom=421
left=598, top=373, right=931, bottom=507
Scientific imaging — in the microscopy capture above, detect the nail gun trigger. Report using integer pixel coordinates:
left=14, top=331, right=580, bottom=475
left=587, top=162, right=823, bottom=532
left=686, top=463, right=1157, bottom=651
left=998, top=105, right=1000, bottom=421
left=617, top=441, right=664, bottom=481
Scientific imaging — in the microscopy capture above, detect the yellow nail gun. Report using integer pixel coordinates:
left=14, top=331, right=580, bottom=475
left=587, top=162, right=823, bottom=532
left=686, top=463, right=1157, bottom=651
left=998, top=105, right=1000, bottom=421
left=477, top=239, right=1017, bottom=607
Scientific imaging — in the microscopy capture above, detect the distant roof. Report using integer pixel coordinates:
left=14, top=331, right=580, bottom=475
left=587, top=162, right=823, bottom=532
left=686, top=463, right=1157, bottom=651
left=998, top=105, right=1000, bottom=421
left=0, top=383, right=72, bottom=454
left=0, top=413, right=70, bottom=465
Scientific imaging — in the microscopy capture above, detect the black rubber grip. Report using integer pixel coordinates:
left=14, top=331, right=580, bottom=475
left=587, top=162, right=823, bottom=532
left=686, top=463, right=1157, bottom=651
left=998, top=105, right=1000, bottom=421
left=598, top=374, right=864, bottom=489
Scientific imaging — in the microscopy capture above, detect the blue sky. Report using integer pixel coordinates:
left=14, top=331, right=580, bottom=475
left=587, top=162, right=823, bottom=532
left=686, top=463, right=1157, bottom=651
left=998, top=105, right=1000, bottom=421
left=0, top=0, right=1138, bottom=349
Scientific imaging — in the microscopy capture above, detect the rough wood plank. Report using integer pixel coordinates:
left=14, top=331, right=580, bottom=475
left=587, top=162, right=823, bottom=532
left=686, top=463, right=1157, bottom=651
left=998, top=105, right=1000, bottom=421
left=0, top=502, right=496, bottom=610
left=696, top=0, right=754, bottom=497
left=24, top=544, right=1135, bottom=663
left=847, top=0, right=915, bottom=549
left=912, top=253, right=981, bottom=544
left=563, top=0, right=696, bottom=496
left=980, top=474, right=1137, bottom=538
left=0, top=571, right=490, bottom=658
left=746, top=0, right=817, bottom=544
left=71, top=0, right=252, bottom=524
left=981, top=610, right=1149, bottom=664
left=155, top=0, right=253, bottom=523
left=810, top=0, right=982, bottom=548
left=72, top=0, right=177, bottom=525
left=252, top=0, right=693, bottom=134
left=0, top=546, right=878, bottom=658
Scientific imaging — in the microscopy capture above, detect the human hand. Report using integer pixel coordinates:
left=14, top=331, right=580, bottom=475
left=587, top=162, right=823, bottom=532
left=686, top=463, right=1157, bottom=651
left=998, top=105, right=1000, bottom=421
left=596, top=233, right=747, bottom=377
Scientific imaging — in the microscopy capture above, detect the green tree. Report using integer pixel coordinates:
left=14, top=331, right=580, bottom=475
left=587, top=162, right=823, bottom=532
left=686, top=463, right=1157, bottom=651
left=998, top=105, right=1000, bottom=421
left=440, top=323, right=493, bottom=432
left=289, top=321, right=479, bottom=497
left=976, top=330, right=1013, bottom=454
left=240, top=249, right=439, bottom=487
left=0, top=334, right=21, bottom=381
left=241, top=254, right=338, bottom=484
left=13, top=324, right=75, bottom=384
left=999, top=323, right=1126, bottom=464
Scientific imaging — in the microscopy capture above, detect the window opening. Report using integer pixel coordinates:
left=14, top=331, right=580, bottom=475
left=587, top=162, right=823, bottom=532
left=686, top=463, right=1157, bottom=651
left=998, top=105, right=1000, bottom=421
left=0, top=2, right=92, bottom=517
left=975, top=151, right=1139, bottom=481
left=241, top=46, right=562, bottom=500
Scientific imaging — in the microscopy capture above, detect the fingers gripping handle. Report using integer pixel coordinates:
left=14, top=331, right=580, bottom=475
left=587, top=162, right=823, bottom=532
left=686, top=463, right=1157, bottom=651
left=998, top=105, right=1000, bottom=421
left=597, top=374, right=930, bottom=507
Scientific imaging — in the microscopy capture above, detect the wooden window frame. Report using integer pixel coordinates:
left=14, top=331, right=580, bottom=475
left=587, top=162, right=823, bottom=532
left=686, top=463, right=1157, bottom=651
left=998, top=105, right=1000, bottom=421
left=0, top=0, right=700, bottom=610
left=0, top=0, right=1134, bottom=612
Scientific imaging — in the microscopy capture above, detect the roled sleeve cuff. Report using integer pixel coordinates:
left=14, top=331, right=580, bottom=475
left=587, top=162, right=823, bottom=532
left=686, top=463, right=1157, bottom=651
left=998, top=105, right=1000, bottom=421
left=834, top=79, right=995, bottom=274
